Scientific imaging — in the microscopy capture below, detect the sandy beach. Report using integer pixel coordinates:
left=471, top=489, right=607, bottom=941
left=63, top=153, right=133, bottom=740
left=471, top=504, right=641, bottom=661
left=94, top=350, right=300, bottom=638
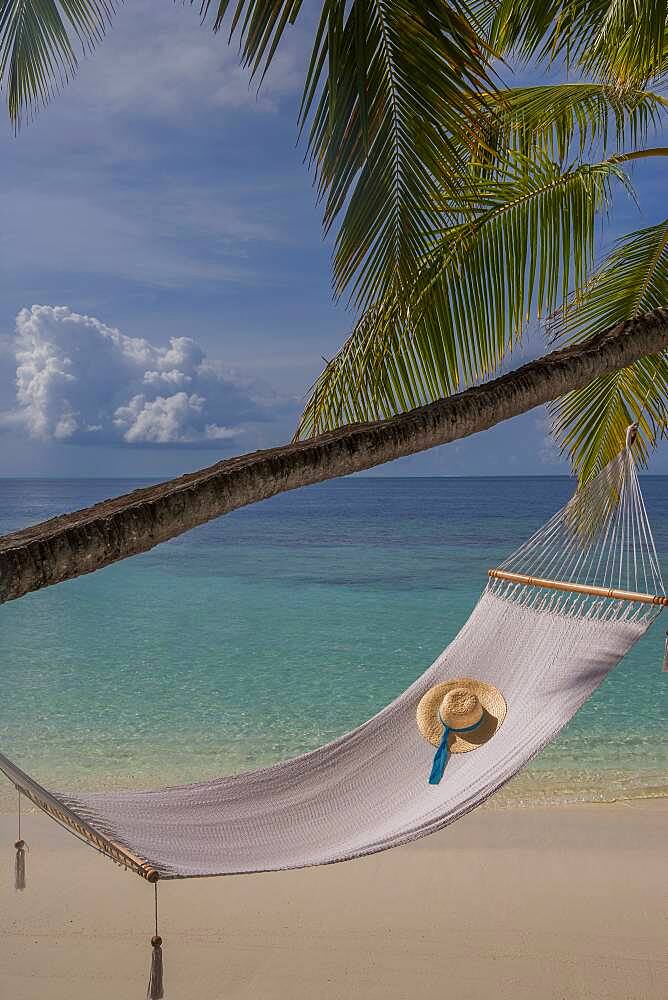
left=1, top=800, right=665, bottom=1000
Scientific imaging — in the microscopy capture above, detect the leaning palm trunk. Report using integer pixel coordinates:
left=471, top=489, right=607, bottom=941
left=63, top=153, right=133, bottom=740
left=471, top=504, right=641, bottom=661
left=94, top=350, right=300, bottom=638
left=0, top=309, right=666, bottom=604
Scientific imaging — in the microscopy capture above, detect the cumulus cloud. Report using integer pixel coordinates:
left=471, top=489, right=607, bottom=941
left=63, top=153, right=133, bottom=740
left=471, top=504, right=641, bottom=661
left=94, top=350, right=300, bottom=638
left=7, top=305, right=292, bottom=447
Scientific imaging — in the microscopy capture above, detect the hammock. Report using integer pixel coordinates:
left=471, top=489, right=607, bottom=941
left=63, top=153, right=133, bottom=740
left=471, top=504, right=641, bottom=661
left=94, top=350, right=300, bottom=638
left=1, top=429, right=665, bottom=886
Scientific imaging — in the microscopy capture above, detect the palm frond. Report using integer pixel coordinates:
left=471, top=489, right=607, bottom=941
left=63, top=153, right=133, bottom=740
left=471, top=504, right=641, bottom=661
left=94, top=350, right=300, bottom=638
left=473, top=83, right=667, bottom=168
left=0, top=0, right=113, bottom=127
left=549, top=219, right=668, bottom=482
left=200, top=0, right=302, bottom=81
left=583, top=0, right=668, bottom=87
left=300, top=0, right=496, bottom=310
left=490, top=1, right=668, bottom=88
left=296, top=153, right=631, bottom=438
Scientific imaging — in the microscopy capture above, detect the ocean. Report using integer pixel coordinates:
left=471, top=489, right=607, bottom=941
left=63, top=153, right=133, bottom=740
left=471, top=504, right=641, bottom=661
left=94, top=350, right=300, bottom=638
left=0, top=476, right=666, bottom=811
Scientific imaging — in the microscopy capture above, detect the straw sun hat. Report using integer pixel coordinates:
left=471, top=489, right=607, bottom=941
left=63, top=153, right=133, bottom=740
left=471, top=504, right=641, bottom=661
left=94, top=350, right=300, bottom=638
left=416, top=678, right=506, bottom=784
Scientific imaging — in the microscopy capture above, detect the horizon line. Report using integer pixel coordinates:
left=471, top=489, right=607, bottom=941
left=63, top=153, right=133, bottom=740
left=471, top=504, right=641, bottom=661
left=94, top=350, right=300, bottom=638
left=1, top=473, right=667, bottom=481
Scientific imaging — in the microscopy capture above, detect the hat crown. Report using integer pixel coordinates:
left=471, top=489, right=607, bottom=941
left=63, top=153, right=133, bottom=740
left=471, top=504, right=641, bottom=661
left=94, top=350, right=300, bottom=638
left=439, top=687, right=483, bottom=729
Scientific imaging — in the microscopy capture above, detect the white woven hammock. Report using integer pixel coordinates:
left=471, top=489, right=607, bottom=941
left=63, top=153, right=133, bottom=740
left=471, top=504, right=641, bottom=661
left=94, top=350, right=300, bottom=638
left=1, top=429, right=665, bottom=883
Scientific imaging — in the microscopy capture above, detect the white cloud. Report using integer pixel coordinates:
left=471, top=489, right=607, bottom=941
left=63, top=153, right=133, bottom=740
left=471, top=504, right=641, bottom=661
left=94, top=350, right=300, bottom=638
left=113, top=391, right=237, bottom=444
left=78, top=1, right=303, bottom=119
left=7, top=304, right=293, bottom=447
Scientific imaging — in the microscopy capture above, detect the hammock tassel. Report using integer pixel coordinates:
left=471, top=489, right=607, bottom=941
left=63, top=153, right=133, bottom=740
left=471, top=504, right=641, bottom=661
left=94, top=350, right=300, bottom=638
left=663, top=632, right=668, bottom=673
left=147, top=935, right=164, bottom=1000
left=14, top=789, right=27, bottom=891
left=14, top=839, right=27, bottom=891
left=147, top=881, right=164, bottom=999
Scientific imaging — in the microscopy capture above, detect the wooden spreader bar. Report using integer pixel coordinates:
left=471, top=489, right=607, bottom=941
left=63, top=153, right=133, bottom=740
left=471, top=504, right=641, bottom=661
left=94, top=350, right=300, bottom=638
left=488, top=569, right=668, bottom=607
left=0, top=751, right=159, bottom=881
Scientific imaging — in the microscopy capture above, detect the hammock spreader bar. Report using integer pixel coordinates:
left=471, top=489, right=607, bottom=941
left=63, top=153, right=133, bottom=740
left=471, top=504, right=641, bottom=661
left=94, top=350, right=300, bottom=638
left=0, top=751, right=159, bottom=882
left=488, top=569, right=668, bottom=607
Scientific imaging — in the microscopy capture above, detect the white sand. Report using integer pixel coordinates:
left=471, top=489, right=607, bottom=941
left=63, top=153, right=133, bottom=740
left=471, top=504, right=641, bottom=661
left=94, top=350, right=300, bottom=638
left=1, top=800, right=666, bottom=1000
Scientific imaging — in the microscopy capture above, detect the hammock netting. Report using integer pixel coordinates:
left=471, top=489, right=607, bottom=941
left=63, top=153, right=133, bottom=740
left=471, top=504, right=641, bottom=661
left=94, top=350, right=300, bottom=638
left=0, top=432, right=664, bottom=881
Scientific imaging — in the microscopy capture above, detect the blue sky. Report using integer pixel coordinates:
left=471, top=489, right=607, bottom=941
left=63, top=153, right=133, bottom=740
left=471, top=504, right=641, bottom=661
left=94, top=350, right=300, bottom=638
left=0, top=1, right=666, bottom=478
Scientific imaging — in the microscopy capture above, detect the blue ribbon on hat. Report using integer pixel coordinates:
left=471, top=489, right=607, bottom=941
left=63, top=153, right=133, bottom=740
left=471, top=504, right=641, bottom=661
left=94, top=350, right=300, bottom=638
left=428, top=711, right=484, bottom=785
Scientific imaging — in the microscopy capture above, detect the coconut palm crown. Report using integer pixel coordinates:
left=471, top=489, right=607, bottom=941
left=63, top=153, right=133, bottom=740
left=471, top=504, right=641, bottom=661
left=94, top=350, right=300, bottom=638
left=1, top=0, right=667, bottom=483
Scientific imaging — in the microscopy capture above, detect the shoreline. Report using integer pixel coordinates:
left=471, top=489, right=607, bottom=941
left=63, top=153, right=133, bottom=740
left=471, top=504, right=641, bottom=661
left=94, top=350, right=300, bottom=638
left=2, top=762, right=667, bottom=815
left=1, top=800, right=665, bottom=999
left=3, top=788, right=668, bottom=817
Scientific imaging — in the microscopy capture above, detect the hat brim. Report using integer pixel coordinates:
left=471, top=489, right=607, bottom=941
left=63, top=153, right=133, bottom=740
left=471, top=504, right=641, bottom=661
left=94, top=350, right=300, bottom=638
left=416, top=678, right=507, bottom=752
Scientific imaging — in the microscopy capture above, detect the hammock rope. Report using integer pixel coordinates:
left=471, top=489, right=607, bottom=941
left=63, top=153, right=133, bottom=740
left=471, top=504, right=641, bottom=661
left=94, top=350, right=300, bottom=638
left=488, top=427, right=665, bottom=623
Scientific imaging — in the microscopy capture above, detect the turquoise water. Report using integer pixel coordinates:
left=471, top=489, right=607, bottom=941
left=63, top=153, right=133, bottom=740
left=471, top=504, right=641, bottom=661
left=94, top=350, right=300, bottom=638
left=0, top=476, right=666, bottom=810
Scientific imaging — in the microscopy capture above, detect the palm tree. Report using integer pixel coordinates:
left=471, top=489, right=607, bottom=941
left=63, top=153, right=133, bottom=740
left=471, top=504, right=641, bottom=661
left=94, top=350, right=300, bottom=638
left=293, top=7, right=668, bottom=474
left=0, top=0, right=667, bottom=599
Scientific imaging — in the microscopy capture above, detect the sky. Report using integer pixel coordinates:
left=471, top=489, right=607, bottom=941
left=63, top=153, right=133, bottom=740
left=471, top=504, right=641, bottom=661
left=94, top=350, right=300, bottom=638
left=0, top=1, right=666, bottom=479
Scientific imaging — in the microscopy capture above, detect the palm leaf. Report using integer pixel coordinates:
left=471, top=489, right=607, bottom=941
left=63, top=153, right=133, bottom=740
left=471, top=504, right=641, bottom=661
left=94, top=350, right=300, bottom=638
left=296, top=153, right=631, bottom=437
left=549, top=219, right=668, bottom=482
left=489, top=1, right=668, bottom=88
left=0, top=0, right=113, bottom=127
left=300, top=0, right=497, bottom=309
left=200, top=0, right=302, bottom=81
left=472, top=83, right=667, bottom=168
left=582, top=0, right=668, bottom=87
